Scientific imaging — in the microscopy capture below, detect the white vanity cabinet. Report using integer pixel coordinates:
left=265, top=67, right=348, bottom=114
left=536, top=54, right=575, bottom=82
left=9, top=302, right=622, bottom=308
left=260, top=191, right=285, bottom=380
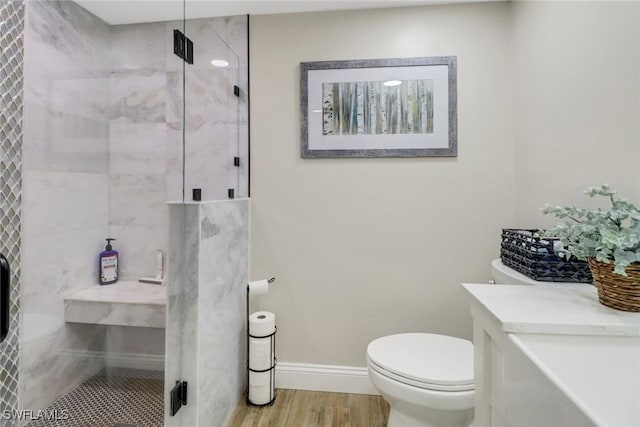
left=463, top=283, right=640, bottom=427
left=469, top=297, right=507, bottom=426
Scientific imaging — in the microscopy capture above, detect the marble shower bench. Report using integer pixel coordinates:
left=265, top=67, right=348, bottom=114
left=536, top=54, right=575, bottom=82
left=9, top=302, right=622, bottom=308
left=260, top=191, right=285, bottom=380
left=64, top=281, right=166, bottom=328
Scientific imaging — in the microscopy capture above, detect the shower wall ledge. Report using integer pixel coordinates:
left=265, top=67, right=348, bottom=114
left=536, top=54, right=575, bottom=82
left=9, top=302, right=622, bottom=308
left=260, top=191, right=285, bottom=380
left=166, top=197, right=250, bottom=205
left=64, top=281, right=166, bottom=328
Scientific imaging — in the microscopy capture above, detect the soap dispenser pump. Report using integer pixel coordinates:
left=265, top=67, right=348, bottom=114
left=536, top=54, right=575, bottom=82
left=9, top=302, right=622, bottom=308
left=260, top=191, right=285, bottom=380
left=99, top=238, right=118, bottom=285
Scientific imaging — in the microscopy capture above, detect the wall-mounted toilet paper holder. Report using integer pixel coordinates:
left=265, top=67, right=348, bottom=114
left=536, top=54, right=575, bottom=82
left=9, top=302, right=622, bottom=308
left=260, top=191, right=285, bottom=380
left=246, top=277, right=277, bottom=407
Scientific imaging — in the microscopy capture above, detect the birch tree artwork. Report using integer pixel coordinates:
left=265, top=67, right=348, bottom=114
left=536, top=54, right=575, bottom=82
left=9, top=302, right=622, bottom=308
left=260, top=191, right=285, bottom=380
left=322, top=79, right=434, bottom=136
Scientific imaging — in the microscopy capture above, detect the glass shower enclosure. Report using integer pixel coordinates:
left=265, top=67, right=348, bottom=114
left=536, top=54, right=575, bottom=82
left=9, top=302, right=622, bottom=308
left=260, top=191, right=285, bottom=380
left=0, top=0, right=249, bottom=425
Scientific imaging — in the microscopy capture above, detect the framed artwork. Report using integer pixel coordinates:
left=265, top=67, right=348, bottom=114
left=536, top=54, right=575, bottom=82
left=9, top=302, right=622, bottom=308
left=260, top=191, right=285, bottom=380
left=300, top=56, right=457, bottom=158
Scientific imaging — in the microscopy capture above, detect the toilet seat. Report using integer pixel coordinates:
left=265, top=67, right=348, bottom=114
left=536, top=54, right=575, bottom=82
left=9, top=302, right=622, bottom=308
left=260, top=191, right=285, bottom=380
left=367, top=333, right=474, bottom=392
left=368, top=358, right=472, bottom=392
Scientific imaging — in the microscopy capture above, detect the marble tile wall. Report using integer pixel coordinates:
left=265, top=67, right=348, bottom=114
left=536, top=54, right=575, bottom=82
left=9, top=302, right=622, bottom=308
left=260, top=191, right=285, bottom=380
left=21, top=0, right=110, bottom=412
left=197, top=200, right=249, bottom=425
left=166, top=200, right=249, bottom=427
left=104, top=326, right=166, bottom=371
left=109, top=21, right=169, bottom=282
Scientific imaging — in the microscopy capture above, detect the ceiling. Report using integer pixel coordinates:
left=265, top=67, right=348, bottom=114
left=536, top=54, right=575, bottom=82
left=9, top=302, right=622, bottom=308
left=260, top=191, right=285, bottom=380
left=73, top=0, right=495, bottom=25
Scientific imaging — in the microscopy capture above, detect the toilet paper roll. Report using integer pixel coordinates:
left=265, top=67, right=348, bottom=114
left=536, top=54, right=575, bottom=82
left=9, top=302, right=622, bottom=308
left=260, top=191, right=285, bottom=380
left=249, top=370, right=272, bottom=386
left=249, top=337, right=274, bottom=371
left=248, top=382, right=275, bottom=405
left=249, top=311, right=276, bottom=337
left=249, top=371, right=274, bottom=405
left=248, top=279, right=270, bottom=296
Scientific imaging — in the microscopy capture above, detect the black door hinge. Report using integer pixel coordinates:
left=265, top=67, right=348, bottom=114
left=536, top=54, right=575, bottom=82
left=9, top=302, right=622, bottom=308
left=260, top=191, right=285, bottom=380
left=173, top=29, right=194, bottom=64
left=228, top=189, right=235, bottom=199
left=233, top=85, right=240, bottom=97
left=170, top=381, right=188, bottom=416
left=233, top=157, right=240, bottom=167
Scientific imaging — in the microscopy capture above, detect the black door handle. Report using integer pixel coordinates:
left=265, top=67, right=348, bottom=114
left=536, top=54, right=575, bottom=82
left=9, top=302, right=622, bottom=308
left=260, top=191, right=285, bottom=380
left=0, top=253, right=9, bottom=344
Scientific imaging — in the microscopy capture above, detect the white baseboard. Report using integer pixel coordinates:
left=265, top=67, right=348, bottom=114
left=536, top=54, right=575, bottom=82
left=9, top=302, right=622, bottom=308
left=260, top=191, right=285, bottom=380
left=63, top=354, right=373, bottom=394
left=64, top=350, right=165, bottom=371
left=275, top=362, right=378, bottom=395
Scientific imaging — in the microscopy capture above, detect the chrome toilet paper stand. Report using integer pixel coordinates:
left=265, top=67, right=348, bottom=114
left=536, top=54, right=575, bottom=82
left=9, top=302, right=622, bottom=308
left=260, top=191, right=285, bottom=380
left=246, top=277, right=277, bottom=406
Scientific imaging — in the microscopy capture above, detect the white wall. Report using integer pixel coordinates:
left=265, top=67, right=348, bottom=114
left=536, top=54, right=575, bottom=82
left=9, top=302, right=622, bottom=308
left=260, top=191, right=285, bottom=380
left=512, top=1, right=640, bottom=228
left=251, top=1, right=640, bottom=370
left=250, top=2, right=515, bottom=367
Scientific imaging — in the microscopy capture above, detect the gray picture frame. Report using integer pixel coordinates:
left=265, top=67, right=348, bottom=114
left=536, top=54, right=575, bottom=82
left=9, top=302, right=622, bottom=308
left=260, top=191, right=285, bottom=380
left=300, top=56, right=457, bottom=158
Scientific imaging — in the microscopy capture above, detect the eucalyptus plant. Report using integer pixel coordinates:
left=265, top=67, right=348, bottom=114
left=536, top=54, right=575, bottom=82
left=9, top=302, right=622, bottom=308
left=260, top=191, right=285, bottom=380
left=542, top=185, right=640, bottom=276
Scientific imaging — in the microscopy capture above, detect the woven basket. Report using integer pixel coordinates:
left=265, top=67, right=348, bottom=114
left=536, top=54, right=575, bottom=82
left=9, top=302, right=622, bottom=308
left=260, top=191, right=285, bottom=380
left=501, top=229, right=591, bottom=283
left=588, top=258, right=640, bottom=312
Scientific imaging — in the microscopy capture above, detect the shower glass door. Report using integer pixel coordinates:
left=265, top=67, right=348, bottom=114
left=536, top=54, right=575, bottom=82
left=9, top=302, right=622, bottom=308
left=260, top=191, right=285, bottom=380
left=181, top=7, right=243, bottom=202
left=6, top=0, right=248, bottom=424
left=15, top=0, right=185, bottom=426
left=165, top=2, right=250, bottom=425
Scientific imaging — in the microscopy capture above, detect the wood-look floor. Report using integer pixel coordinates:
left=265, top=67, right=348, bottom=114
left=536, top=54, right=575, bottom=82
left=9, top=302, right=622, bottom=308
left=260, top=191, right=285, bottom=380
left=227, top=389, right=390, bottom=427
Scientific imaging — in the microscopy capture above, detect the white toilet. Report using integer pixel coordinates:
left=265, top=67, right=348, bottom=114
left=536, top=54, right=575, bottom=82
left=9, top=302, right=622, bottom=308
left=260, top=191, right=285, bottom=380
left=367, top=333, right=474, bottom=427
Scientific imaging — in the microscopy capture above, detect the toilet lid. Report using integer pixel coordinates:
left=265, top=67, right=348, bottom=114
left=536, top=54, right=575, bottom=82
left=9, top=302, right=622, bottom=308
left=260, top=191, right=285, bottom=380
left=367, top=333, right=474, bottom=390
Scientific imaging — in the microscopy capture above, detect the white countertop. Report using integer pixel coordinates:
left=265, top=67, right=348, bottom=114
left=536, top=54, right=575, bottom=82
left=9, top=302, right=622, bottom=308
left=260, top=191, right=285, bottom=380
left=462, top=283, right=640, bottom=336
left=509, top=333, right=640, bottom=427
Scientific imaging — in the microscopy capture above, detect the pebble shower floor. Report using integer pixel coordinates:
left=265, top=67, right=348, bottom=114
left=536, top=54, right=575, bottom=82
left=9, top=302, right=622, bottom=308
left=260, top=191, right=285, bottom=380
left=26, top=369, right=164, bottom=427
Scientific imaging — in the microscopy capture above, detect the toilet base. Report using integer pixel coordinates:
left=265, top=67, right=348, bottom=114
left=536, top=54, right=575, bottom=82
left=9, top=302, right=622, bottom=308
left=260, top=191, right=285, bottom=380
left=386, top=397, right=474, bottom=427
left=368, top=364, right=474, bottom=427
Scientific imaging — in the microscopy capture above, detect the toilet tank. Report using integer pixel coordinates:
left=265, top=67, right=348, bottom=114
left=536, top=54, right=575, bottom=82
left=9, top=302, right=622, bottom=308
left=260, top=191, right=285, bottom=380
left=490, top=258, right=583, bottom=286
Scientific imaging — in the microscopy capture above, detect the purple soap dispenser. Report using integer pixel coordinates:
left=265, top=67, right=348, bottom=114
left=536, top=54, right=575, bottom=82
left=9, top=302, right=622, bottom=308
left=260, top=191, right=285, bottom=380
left=99, top=238, right=118, bottom=285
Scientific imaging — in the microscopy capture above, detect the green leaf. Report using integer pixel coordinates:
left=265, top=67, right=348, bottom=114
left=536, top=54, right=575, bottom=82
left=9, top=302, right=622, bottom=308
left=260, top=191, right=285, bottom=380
left=541, top=185, right=640, bottom=275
